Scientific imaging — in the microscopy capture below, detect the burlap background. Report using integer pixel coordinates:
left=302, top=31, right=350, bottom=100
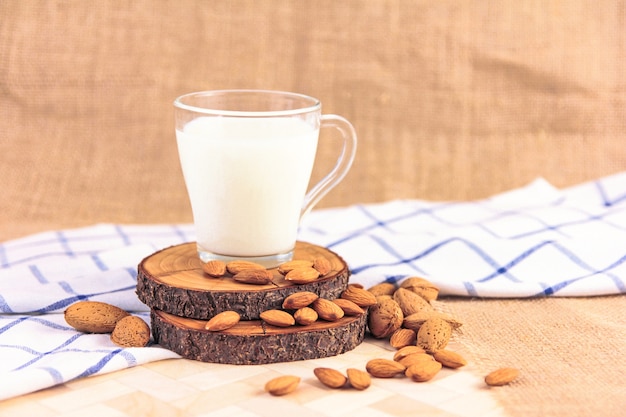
left=1, top=1, right=625, bottom=415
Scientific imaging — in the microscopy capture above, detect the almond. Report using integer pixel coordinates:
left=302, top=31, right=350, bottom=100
left=204, top=310, right=240, bottom=331
left=110, top=315, right=150, bottom=347
left=282, top=291, right=319, bottom=309
left=201, top=260, right=226, bottom=277
left=399, top=276, right=440, bottom=301
left=284, top=267, right=320, bottom=284
left=393, top=345, right=426, bottom=362
left=417, top=318, right=452, bottom=353
left=340, top=285, right=377, bottom=307
left=403, top=311, right=463, bottom=331
left=313, top=367, right=347, bottom=388
left=367, top=282, right=396, bottom=297
left=233, top=269, right=273, bottom=285
left=393, top=287, right=434, bottom=316
left=278, top=259, right=313, bottom=275
left=433, top=350, right=467, bottom=369
left=332, top=298, right=365, bottom=316
left=294, top=307, right=318, bottom=325
left=260, top=309, right=295, bottom=327
left=226, top=260, right=266, bottom=274
left=346, top=368, right=371, bottom=390
left=312, top=298, right=345, bottom=321
left=367, top=298, right=403, bottom=338
left=485, top=367, right=520, bottom=386
left=312, top=256, right=332, bottom=276
left=64, top=301, right=130, bottom=333
left=389, top=328, right=417, bottom=348
left=405, top=360, right=442, bottom=382
left=398, top=353, right=436, bottom=368
left=264, top=375, right=301, bottom=396
left=365, top=358, right=406, bottom=378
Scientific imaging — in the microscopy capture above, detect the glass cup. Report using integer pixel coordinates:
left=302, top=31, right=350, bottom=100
left=174, top=90, right=357, bottom=267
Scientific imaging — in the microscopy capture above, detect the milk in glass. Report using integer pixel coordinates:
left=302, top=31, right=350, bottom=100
left=176, top=116, right=319, bottom=258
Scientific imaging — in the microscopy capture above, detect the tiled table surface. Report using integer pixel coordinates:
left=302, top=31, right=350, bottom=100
left=0, top=337, right=506, bottom=417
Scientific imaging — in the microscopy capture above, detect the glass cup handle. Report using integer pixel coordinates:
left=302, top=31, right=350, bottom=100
left=300, top=114, right=357, bottom=220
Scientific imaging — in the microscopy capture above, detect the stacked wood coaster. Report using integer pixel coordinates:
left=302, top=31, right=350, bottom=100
left=136, top=241, right=367, bottom=365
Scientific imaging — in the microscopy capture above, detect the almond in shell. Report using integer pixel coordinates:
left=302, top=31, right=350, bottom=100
left=403, top=310, right=463, bottom=332
left=399, top=276, right=440, bottom=301
left=367, top=282, right=396, bottom=297
left=264, top=375, right=301, bottom=396
left=260, top=309, right=295, bottom=327
left=417, top=317, right=452, bottom=353
left=64, top=301, right=130, bottom=334
left=110, top=315, right=151, bottom=347
left=367, top=298, right=403, bottom=339
left=204, top=310, right=240, bottom=331
left=393, top=287, right=434, bottom=316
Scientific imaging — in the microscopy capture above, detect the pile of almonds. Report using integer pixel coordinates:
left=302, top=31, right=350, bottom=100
left=265, top=276, right=519, bottom=395
left=64, top=300, right=151, bottom=348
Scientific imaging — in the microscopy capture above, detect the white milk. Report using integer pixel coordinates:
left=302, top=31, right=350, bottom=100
left=176, top=116, right=319, bottom=257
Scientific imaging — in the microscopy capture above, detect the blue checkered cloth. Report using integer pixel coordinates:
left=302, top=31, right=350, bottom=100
left=2, top=174, right=626, bottom=400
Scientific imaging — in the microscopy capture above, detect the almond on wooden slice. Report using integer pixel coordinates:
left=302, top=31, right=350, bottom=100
left=201, top=260, right=227, bottom=277
left=346, top=368, right=371, bottom=390
left=340, top=285, right=377, bottom=307
left=233, top=269, right=273, bottom=285
left=293, top=307, right=318, bottom=325
left=284, top=267, right=320, bottom=284
left=332, top=298, right=365, bottom=316
left=226, top=260, right=266, bottom=275
left=312, top=298, right=345, bottom=321
left=110, top=315, right=151, bottom=347
left=433, top=350, right=467, bottom=369
left=264, top=375, right=301, bottom=396
left=282, top=291, right=319, bottom=309
left=365, top=358, right=406, bottom=378
left=312, top=256, right=332, bottom=276
left=204, top=310, right=241, bottom=331
left=485, top=367, right=520, bottom=386
left=278, top=259, right=313, bottom=275
left=313, top=367, right=347, bottom=389
left=260, top=309, right=295, bottom=327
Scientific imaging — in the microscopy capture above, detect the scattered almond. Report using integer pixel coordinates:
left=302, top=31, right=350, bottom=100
left=417, top=317, right=452, bottom=353
left=312, top=298, right=345, bottom=321
left=433, top=350, right=467, bottom=369
left=365, top=358, right=406, bottom=378
left=110, top=315, right=151, bottom=347
left=389, top=328, right=417, bottom=348
left=346, top=368, right=371, bottom=390
left=403, top=310, right=463, bottom=331
left=284, top=267, right=320, bottom=284
left=393, top=287, right=434, bottom=316
left=314, top=367, right=347, bottom=388
left=405, top=360, right=442, bottom=382
left=282, top=291, right=319, bottom=309
left=204, top=310, right=240, bottom=331
left=332, top=298, right=365, bottom=316
left=312, top=256, right=332, bottom=276
left=264, top=375, right=301, bottom=396
left=226, top=260, right=266, bottom=275
left=201, top=260, right=226, bottom=277
left=393, top=345, right=426, bottom=362
left=398, top=353, right=435, bottom=368
left=294, top=307, right=318, bottom=325
left=485, top=367, right=520, bottom=386
left=233, top=269, right=273, bottom=285
left=340, top=285, right=377, bottom=307
left=64, top=301, right=130, bottom=334
left=260, top=309, right=295, bottom=327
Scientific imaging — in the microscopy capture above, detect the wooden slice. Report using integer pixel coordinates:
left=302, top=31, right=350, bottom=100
left=137, top=241, right=350, bottom=320
left=151, top=308, right=368, bottom=364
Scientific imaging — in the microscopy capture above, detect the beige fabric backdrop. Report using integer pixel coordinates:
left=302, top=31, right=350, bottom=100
left=1, top=2, right=625, bottom=416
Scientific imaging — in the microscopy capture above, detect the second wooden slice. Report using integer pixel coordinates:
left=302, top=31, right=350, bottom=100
left=137, top=241, right=350, bottom=320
